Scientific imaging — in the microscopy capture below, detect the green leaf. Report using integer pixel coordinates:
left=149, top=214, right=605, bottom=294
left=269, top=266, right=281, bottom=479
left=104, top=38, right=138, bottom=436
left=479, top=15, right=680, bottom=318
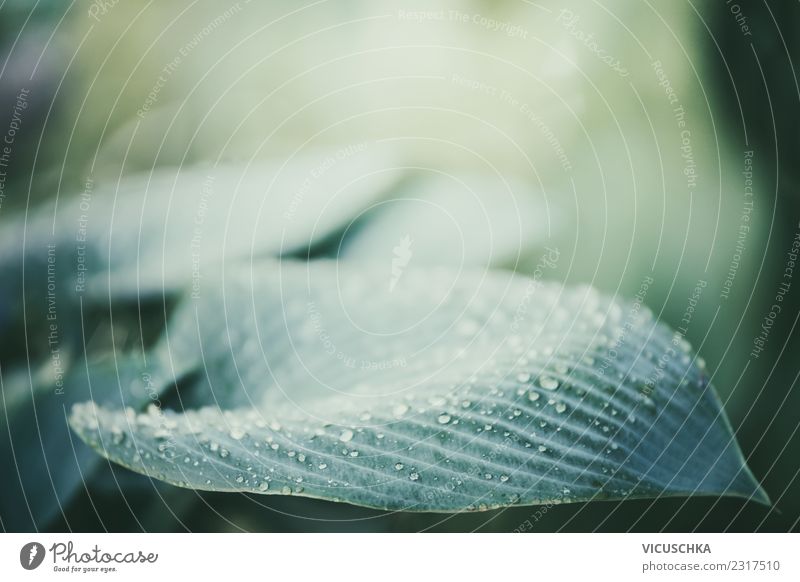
left=340, top=172, right=559, bottom=269
left=70, top=261, right=768, bottom=512
left=0, top=147, right=401, bottom=308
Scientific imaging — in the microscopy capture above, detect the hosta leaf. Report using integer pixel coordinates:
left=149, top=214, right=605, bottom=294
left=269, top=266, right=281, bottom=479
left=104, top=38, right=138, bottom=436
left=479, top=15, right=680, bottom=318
left=0, top=146, right=401, bottom=319
left=340, top=172, right=558, bottom=268
left=70, top=261, right=767, bottom=511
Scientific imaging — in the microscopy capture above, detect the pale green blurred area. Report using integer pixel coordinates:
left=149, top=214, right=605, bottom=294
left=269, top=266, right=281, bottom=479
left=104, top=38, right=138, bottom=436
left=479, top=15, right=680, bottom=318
left=47, top=1, right=766, bottom=406
left=24, top=3, right=751, bottom=288
left=1, top=0, right=797, bottom=531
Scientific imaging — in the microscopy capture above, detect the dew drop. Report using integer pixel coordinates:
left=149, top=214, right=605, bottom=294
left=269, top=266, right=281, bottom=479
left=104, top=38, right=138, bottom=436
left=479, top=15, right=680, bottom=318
left=392, top=404, right=409, bottom=418
left=538, top=375, right=559, bottom=391
left=111, top=428, right=125, bottom=445
left=437, top=413, right=452, bottom=425
left=339, top=429, right=354, bottom=443
left=516, top=372, right=531, bottom=383
left=555, top=402, right=567, bottom=414
left=528, top=391, right=540, bottom=402
left=258, top=481, right=269, bottom=491
left=394, top=462, right=405, bottom=470
left=409, top=472, right=420, bottom=481
left=229, top=427, right=246, bottom=440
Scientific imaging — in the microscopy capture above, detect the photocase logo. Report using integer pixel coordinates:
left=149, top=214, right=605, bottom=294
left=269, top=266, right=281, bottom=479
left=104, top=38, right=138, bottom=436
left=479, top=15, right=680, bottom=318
left=389, top=235, right=413, bottom=292
left=20, top=542, right=45, bottom=570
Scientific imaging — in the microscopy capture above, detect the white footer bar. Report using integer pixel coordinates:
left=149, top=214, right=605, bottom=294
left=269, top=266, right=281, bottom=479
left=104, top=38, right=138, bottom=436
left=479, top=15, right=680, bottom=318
left=1, top=533, right=796, bottom=581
